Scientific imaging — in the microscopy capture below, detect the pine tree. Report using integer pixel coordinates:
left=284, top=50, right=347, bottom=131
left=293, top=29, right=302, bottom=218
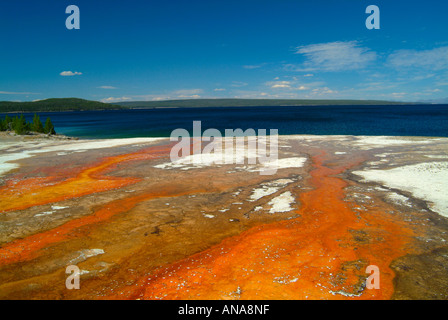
left=44, top=117, right=56, bottom=135
left=13, top=114, right=27, bottom=135
left=32, top=114, right=44, bottom=133
left=11, top=115, right=19, bottom=133
left=3, top=115, right=12, bottom=131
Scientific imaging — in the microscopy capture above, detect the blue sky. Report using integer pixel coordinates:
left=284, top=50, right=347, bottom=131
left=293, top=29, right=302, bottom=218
left=1, top=0, right=447, bottom=103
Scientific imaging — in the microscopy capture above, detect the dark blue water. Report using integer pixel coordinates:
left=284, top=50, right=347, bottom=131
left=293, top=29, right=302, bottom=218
left=3, top=104, right=448, bottom=139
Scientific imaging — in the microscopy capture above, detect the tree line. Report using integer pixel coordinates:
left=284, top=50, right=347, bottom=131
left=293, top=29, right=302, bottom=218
left=0, top=114, right=56, bottom=135
left=0, top=98, right=126, bottom=113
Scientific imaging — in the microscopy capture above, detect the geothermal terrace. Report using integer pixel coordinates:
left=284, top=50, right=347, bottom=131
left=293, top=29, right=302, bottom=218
left=0, top=134, right=447, bottom=299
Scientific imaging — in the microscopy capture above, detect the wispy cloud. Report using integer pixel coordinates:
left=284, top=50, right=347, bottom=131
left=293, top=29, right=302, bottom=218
left=267, top=81, right=291, bottom=89
left=266, top=78, right=324, bottom=92
left=232, top=90, right=299, bottom=99
left=0, top=91, right=40, bottom=95
left=101, top=96, right=132, bottom=103
left=291, top=41, right=376, bottom=72
left=243, top=63, right=266, bottom=69
left=173, top=89, right=203, bottom=95
left=230, top=81, right=248, bottom=87
left=172, top=89, right=203, bottom=99
left=177, top=95, right=201, bottom=99
left=60, top=71, right=83, bottom=76
left=101, top=89, right=204, bottom=103
left=387, top=46, right=448, bottom=71
left=102, top=95, right=170, bottom=103
left=214, top=88, right=226, bottom=91
left=309, top=87, right=338, bottom=96
left=97, top=86, right=117, bottom=89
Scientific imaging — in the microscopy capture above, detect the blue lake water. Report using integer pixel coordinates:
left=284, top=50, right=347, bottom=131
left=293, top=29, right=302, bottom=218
left=3, top=104, right=448, bottom=139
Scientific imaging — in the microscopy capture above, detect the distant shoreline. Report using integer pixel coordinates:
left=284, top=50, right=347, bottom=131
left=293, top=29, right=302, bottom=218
left=0, top=97, right=429, bottom=113
left=0, top=109, right=125, bottom=114
left=114, top=98, right=419, bottom=109
left=2, top=103, right=438, bottom=114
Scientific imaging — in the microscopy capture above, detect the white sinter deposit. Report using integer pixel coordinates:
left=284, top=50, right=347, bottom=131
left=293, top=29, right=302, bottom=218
left=268, top=191, right=295, bottom=213
left=353, top=136, right=430, bottom=150
left=154, top=142, right=307, bottom=172
left=353, top=162, right=448, bottom=217
left=0, top=138, right=166, bottom=177
left=248, top=178, right=295, bottom=201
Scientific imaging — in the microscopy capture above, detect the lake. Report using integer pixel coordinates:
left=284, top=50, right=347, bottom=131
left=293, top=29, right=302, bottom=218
left=3, top=104, right=448, bottom=139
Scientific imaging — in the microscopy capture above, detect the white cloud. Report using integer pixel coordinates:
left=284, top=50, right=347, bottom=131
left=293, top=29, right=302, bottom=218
left=243, top=64, right=265, bottom=69
left=214, top=88, right=226, bottom=91
left=97, top=86, right=117, bottom=89
left=0, top=91, right=40, bottom=95
left=267, top=81, right=291, bottom=89
left=233, top=91, right=297, bottom=99
left=293, top=41, right=376, bottom=72
left=100, top=89, right=204, bottom=103
left=390, top=92, right=407, bottom=98
left=387, top=46, right=448, bottom=71
left=231, top=81, right=248, bottom=87
left=310, top=87, right=338, bottom=96
left=173, top=89, right=203, bottom=95
left=177, top=94, right=201, bottom=99
left=266, top=79, right=323, bottom=92
left=132, top=94, right=172, bottom=101
left=101, top=96, right=132, bottom=103
left=174, top=89, right=203, bottom=99
left=60, top=71, right=82, bottom=76
left=303, top=74, right=314, bottom=77
left=233, top=85, right=327, bottom=99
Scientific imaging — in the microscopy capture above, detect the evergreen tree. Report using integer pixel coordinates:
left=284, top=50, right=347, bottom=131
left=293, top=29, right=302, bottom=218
left=32, top=114, right=44, bottom=133
left=13, top=114, right=27, bottom=135
left=0, top=116, right=6, bottom=131
left=11, top=115, right=19, bottom=132
left=3, top=115, right=12, bottom=131
left=0, top=114, right=56, bottom=135
left=44, top=117, right=56, bottom=135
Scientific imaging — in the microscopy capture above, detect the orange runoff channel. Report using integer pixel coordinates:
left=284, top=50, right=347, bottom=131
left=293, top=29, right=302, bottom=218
left=0, top=143, right=174, bottom=265
left=113, top=151, right=416, bottom=300
left=0, top=144, right=172, bottom=213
